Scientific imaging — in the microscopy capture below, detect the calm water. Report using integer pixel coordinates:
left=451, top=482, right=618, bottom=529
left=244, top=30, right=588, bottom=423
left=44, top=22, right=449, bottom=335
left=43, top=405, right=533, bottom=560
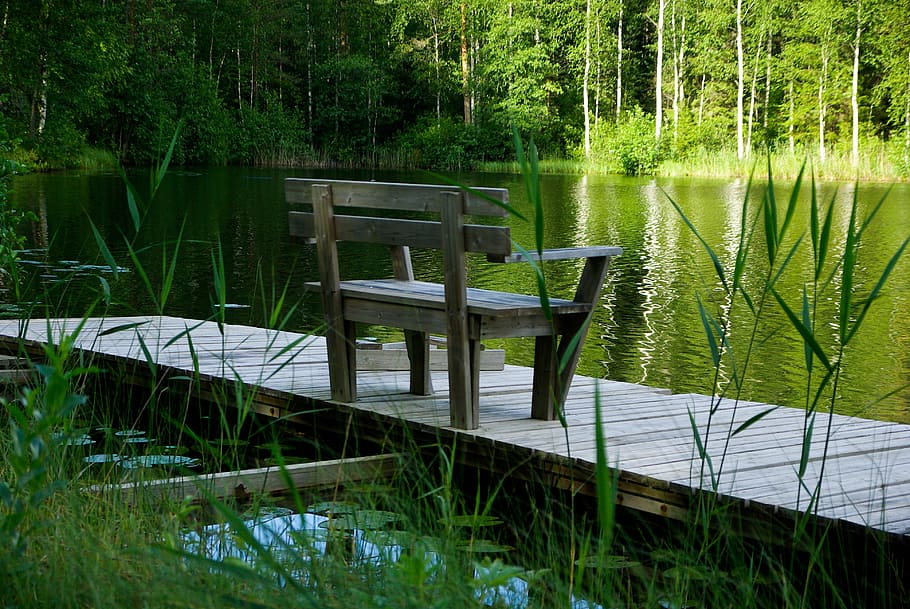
left=9, top=168, right=910, bottom=423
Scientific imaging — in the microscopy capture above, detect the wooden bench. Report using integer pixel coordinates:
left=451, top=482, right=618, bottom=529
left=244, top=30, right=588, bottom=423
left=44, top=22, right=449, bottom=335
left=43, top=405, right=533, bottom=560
left=287, top=178, right=622, bottom=430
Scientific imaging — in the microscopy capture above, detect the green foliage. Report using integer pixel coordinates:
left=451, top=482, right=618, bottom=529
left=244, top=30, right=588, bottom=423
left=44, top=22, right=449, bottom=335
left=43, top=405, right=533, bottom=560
left=1, top=327, right=90, bottom=555
left=396, top=115, right=502, bottom=170
left=592, top=108, right=665, bottom=175
left=235, top=94, right=311, bottom=166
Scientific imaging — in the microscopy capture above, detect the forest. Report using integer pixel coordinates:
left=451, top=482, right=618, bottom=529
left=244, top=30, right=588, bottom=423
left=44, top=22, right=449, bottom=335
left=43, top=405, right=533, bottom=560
left=1, top=0, right=909, bottom=175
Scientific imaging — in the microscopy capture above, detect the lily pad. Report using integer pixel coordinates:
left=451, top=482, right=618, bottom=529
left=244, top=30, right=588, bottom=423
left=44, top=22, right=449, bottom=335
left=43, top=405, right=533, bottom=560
left=318, top=510, right=403, bottom=531
left=455, top=539, right=512, bottom=553
left=83, top=453, right=121, bottom=464
left=119, top=455, right=201, bottom=470
left=306, top=501, right=358, bottom=516
left=440, top=514, right=503, bottom=528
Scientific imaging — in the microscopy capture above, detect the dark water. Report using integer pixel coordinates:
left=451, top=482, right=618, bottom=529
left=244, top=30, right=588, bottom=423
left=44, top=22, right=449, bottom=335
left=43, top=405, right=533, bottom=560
left=9, top=168, right=910, bottom=423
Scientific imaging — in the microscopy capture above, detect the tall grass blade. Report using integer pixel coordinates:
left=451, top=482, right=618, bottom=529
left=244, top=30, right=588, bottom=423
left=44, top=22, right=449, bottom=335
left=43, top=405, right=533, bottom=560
left=666, top=193, right=728, bottom=292
left=778, top=162, right=804, bottom=247
left=98, top=321, right=149, bottom=337
left=89, top=219, right=119, bottom=279
left=798, top=416, right=816, bottom=480
left=117, top=166, right=143, bottom=234
left=838, top=195, right=859, bottom=345
left=732, top=406, right=778, bottom=436
left=771, top=288, right=832, bottom=372
left=158, top=222, right=187, bottom=312
left=688, top=407, right=715, bottom=488
left=801, top=288, right=813, bottom=374
left=512, top=242, right=551, bottom=321
left=135, top=333, right=157, bottom=377
left=593, top=384, right=615, bottom=547
left=151, top=122, right=182, bottom=200
left=844, top=234, right=910, bottom=346
left=814, top=180, right=836, bottom=282
left=428, top=172, right=527, bottom=220
left=696, top=295, right=721, bottom=368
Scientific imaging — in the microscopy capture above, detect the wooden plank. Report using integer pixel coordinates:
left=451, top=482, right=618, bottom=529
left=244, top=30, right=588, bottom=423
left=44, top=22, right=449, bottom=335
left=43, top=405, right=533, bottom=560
left=313, top=184, right=357, bottom=402
left=442, top=190, right=476, bottom=430
left=5, top=316, right=910, bottom=539
left=289, top=211, right=512, bottom=258
left=286, top=178, right=509, bottom=217
left=90, top=454, right=401, bottom=504
left=504, top=246, right=623, bottom=262
left=356, top=347, right=505, bottom=371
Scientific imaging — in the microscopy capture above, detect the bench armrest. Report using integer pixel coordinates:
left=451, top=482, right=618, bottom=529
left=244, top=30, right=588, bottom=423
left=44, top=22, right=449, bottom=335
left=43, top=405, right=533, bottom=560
left=500, top=246, right=622, bottom=263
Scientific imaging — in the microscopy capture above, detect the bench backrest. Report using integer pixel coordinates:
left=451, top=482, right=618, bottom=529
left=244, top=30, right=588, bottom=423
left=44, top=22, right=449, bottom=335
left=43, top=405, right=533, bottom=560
left=286, top=178, right=514, bottom=262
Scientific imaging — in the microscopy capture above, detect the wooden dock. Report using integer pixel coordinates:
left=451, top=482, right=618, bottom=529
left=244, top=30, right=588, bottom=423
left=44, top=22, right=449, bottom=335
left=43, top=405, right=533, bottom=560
left=2, top=315, right=909, bottom=544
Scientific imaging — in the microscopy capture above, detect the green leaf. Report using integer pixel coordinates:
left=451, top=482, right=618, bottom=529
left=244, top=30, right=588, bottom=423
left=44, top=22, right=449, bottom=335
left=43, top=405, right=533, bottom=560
left=666, top=192, right=728, bottom=293
left=88, top=219, right=119, bottom=279
left=772, top=288, right=831, bottom=371
left=117, top=166, right=143, bottom=233
left=98, top=321, right=149, bottom=337
left=732, top=406, right=778, bottom=436
left=696, top=295, right=721, bottom=368
left=843, top=234, right=910, bottom=346
left=151, top=121, right=182, bottom=200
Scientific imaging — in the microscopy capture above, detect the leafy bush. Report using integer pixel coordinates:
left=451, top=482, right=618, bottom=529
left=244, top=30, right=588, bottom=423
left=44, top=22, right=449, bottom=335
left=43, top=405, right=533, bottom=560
left=592, top=107, right=664, bottom=175
left=395, top=115, right=490, bottom=170
left=234, top=94, right=311, bottom=166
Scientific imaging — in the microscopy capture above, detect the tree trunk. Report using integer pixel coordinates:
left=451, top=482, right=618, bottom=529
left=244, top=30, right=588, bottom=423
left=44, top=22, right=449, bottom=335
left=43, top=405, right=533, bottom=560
left=746, top=30, right=762, bottom=156
left=671, top=0, right=685, bottom=141
left=763, top=31, right=771, bottom=134
left=736, top=0, right=744, bottom=159
left=698, top=72, right=705, bottom=126
left=789, top=79, right=795, bottom=154
left=616, top=0, right=623, bottom=123
left=819, top=31, right=830, bottom=164
left=656, top=0, right=665, bottom=140
left=433, top=14, right=441, bottom=123
left=306, top=1, right=313, bottom=134
left=851, top=1, right=861, bottom=168
left=461, top=3, right=471, bottom=124
left=583, top=0, right=592, bottom=159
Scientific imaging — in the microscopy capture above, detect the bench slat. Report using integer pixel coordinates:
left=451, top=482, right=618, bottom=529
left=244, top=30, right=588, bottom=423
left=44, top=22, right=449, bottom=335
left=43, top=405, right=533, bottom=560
left=304, top=279, right=592, bottom=316
left=505, top=246, right=623, bottom=262
left=286, top=178, right=510, bottom=217
left=289, top=211, right=512, bottom=258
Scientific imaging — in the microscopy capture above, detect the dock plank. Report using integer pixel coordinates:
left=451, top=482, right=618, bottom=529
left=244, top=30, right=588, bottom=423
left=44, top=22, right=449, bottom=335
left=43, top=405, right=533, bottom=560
left=2, top=315, right=909, bottom=539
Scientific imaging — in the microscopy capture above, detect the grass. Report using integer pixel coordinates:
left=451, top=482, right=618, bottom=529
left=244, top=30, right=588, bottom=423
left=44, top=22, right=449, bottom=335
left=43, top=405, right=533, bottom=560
left=1, top=132, right=909, bottom=608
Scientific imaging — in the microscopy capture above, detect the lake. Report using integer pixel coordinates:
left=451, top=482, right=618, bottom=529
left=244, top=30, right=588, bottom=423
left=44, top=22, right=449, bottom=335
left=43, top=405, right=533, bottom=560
left=9, top=167, right=910, bottom=423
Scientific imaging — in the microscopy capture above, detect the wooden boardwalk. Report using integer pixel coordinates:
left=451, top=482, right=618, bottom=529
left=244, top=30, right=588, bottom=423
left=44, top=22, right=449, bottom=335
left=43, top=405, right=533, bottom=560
left=2, top=315, right=909, bottom=541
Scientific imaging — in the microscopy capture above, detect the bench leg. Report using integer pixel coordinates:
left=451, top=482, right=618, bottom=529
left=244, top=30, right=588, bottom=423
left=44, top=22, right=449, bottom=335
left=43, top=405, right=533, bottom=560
left=404, top=329, right=433, bottom=395
left=327, top=318, right=357, bottom=402
left=531, top=335, right=558, bottom=420
left=448, top=336, right=481, bottom=430
left=555, top=313, right=591, bottom=407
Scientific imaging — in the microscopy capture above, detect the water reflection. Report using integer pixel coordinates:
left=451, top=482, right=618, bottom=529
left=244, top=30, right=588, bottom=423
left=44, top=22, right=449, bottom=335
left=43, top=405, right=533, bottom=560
left=182, top=507, right=604, bottom=609
left=9, top=169, right=910, bottom=422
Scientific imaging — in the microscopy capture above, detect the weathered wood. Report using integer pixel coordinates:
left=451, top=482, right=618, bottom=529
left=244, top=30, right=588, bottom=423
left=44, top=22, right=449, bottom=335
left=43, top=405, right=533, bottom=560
left=90, top=453, right=401, bottom=504
left=390, top=245, right=433, bottom=396
left=286, top=178, right=509, bottom=216
left=442, top=190, right=475, bottom=429
left=356, top=346, right=505, bottom=371
left=4, top=317, right=910, bottom=542
left=289, top=179, right=622, bottom=428
left=504, top=246, right=623, bottom=263
left=289, top=212, right=513, bottom=259
left=312, top=184, right=354, bottom=402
